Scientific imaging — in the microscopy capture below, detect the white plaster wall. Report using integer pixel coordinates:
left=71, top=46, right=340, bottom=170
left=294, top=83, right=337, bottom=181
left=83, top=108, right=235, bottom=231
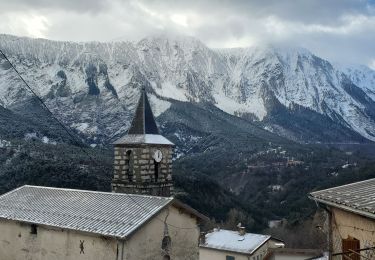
left=124, top=204, right=200, bottom=260
left=0, top=219, right=118, bottom=260
left=199, top=247, right=249, bottom=260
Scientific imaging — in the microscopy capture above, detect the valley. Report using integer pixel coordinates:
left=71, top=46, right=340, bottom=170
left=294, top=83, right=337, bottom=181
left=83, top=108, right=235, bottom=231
left=1, top=33, right=375, bottom=247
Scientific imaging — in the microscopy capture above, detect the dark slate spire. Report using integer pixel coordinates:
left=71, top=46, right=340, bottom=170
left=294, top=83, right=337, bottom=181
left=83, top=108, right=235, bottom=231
left=127, top=87, right=159, bottom=135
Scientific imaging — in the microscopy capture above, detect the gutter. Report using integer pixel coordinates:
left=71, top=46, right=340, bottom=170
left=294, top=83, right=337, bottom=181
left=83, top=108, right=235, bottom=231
left=309, top=196, right=375, bottom=220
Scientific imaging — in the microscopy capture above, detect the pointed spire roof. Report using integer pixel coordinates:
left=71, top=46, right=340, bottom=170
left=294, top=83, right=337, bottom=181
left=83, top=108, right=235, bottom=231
left=113, top=87, right=174, bottom=146
left=127, top=87, right=159, bottom=135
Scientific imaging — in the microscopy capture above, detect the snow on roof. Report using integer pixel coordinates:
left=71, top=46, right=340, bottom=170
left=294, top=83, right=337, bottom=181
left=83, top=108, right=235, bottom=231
left=0, top=185, right=174, bottom=239
left=113, top=134, right=174, bottom=145
left=201, top=229, right=271, bottom=255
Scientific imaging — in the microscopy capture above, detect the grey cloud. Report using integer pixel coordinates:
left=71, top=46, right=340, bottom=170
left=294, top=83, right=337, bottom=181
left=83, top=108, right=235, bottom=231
left=0, top=0, right=110, bottom=13
left=0, top=0, right=374, bottom=66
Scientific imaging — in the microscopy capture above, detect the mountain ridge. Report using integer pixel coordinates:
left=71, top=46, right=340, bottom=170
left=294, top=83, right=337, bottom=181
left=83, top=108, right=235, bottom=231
left=0, top=33, right=374, bottom=143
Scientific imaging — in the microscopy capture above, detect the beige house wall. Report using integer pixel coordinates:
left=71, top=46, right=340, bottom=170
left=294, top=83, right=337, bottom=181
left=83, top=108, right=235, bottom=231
left=124, top=204, right=200, bottom=260
left=266, top=254, right=315, bottom=260
left=0, top=219, right=118, bottom=260
left=199, top=239, right=278, bottom=260
left=331, top=207, right=375, bottom=259
left=0, top=204, right=200, bottom=260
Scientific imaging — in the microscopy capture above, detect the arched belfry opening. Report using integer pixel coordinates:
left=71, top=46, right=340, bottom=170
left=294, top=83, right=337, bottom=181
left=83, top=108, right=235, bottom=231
left=111, top=87, right=174, bottom=197
left=154, top=160, right=160, bottom=182
left=125, top=150, right=133, bottom=181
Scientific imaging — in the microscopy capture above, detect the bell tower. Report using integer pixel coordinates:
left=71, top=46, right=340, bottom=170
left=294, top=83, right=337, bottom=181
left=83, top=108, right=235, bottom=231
left=111, top=88, right=174, bottom=197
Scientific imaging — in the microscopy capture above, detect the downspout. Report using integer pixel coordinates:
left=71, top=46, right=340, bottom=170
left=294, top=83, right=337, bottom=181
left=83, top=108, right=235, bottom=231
left=116, top=239, right=126, bottom=260
left=121, top=240, right=125, bottom=260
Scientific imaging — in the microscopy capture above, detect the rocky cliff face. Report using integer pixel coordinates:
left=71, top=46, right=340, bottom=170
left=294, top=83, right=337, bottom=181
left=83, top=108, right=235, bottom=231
left=0, top=34, right=374, bottom=144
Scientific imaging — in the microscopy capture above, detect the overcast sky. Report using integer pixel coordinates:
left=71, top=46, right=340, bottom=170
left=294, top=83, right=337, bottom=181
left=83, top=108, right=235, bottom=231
left=0, top=0, right=374, bottom=68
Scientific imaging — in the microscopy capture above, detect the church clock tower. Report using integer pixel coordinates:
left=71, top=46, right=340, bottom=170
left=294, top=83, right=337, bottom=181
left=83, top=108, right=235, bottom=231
left=111, top=88, right=174, bottom=197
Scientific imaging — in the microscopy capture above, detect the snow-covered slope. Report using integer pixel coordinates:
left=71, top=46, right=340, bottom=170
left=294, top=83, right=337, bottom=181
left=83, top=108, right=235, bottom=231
left=339, top=64, right=375, bottom=101
left=0, top=34, right=374, bottom=142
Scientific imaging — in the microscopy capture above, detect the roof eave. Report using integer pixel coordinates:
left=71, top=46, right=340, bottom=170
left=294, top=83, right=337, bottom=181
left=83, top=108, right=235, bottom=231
left=120, top=198, right=175, bottom=240
left=171, top=199, right=210, bottom=222
left=309, top=195, right=375, bottom=220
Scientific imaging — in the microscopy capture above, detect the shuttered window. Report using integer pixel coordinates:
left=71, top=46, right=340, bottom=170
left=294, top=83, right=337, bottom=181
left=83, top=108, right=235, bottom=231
left=226, top=256, right=235, bottom=260
left=342, top=237, right=360, bottom=260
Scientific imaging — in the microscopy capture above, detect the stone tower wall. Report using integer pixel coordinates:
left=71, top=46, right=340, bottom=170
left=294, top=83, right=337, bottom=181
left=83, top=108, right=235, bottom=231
left=112, top=144, right=173, bottom=196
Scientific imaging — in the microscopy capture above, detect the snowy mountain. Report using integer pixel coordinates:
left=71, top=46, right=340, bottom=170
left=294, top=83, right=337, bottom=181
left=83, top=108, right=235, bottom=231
left=0, top=34, right=374, bottom=143
left=339, top=64, right=375, bottom=101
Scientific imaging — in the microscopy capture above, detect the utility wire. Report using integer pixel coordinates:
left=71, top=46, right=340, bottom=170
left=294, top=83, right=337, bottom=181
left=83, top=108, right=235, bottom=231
left=0, top=49, right=96, bottom=164
left=0, top=49, right=201, bottom=230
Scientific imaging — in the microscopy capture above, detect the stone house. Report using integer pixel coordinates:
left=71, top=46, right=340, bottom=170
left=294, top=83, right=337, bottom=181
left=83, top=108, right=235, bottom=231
left=199, top=228, right=284, bottom=260
left=0, top=185, right=206, bottom=260
left=310, top=178, right=375, bottom=259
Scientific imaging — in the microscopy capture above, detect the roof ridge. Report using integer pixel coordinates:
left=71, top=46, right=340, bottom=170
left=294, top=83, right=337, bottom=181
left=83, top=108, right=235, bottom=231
left=22, top=185, right=174, bottom=200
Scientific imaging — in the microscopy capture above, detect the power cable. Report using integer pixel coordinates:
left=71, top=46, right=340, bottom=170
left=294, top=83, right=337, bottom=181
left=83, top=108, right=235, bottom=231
left=0, top=49, right=97, bottom=164
left=0, top=49, right=200, bottom=230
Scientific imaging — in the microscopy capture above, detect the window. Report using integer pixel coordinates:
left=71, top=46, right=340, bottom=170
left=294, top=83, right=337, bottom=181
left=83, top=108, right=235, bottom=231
left=342, top=237, right=360, bottom=260
left=161, top=236, right=171, bottom=251
left=226, top=256, right=235, bottom=260
left=154, top=160, right=160, bottom=182
left=125, top=150, right=133, bottom=181
left=30, top=224, right=37, bottom=235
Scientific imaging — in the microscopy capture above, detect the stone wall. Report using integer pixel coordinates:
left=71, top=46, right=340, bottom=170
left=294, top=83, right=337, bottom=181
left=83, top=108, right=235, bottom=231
left=112, top=144, right=174, bottom=196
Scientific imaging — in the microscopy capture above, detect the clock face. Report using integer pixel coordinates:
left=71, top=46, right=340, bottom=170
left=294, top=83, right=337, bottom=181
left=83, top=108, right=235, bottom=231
left=153, top=150, right=163, bottom=162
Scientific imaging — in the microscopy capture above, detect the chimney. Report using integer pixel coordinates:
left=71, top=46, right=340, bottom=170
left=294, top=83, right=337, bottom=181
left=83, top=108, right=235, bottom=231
left=238, top=225, right=246, bottom=236
left=199, top=232, right=206, bottom=244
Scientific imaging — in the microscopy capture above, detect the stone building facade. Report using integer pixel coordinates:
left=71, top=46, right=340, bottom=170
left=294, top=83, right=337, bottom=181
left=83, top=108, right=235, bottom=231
left=112, top=144, right=173, bottom=196
left=0, top=186, right=206, bottom=260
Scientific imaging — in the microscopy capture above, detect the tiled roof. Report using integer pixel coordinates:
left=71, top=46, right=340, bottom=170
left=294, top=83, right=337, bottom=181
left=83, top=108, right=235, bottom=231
left=0, top=185, right=173, bottom=238
left=200, top=229, right=272, bottom=254
left=310, top=178, right=375, bottom=219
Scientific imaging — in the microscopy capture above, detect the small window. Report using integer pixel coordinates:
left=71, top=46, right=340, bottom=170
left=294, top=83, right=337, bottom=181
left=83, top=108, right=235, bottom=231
left=30, top=224, right=37, bottom=235
left=226, top=256, right=235, bottom=260
left=161, top=236, right=171, bottom=250
left=342, top=237, right=360, bottom=260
